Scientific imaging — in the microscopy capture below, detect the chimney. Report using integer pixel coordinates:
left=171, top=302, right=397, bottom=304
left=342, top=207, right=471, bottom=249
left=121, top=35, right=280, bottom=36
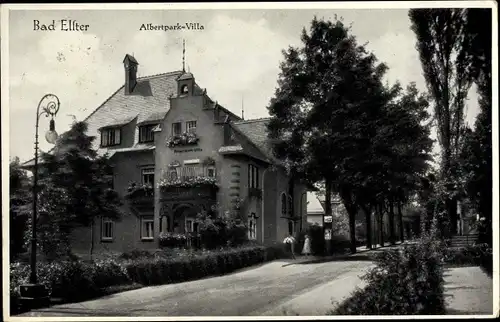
left=123, top=54, right=138, bottom=95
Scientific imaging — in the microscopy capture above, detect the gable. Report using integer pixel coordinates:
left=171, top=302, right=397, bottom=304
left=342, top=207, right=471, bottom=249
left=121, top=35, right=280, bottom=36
left=230, top=118, right=277, bottom=163
left=221, top=125, right=270, bottom=163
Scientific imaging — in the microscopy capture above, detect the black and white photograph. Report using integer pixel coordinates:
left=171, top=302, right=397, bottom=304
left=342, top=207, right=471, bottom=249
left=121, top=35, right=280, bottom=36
left=1, top=1, right=498, bottom=319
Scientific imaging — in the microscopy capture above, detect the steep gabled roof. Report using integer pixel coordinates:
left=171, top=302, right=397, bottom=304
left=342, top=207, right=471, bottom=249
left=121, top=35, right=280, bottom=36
left=231, top=117, right=276, bottom=163
left=22, top=71, right=184, bottom=167
left=307, top=191, right=324, bottom=215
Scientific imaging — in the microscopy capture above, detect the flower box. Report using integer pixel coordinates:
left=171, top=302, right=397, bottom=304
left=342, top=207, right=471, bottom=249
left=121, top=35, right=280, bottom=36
left=158, top=176, right=218, bottom=189
left=126, top=182, right=154, bottom=199
left=166, top=132, right=199, bottom=148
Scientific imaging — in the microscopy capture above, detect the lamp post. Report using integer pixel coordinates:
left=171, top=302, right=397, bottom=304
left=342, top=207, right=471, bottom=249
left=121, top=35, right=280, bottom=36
left=20, top=94, right=60, bottom=311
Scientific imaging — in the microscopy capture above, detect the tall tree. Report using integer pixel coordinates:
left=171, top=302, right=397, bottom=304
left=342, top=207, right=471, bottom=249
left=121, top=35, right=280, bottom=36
left=387, top=84, right=434, bottom=242
left=268, top=16, right=394, bottom=253
left=409, top=9, right=475, bottom=235
left=460, top=8, right=492, bottom=245
left=23, top=121, right=124, bottom=259
left=9, top=157, right=31, bottom=260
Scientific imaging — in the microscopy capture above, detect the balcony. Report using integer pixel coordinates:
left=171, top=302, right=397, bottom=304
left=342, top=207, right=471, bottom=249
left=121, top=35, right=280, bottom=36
left=159, top=165, right=218, bottom=201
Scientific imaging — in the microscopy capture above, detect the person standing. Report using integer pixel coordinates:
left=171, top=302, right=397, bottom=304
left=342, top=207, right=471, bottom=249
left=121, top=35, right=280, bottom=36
left=302, top=234, right=312, bottom=257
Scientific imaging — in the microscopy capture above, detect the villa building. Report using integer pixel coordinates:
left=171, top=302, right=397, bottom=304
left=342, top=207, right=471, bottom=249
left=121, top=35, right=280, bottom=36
left=24, top=54, right=308, bottom=256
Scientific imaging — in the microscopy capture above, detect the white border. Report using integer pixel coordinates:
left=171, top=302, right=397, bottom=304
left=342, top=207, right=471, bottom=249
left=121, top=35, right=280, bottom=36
left=1, top=1, right=498, bottom=321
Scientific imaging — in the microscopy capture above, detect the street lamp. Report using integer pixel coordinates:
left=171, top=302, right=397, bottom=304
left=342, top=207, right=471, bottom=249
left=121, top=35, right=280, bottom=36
left=19, top=94, right=60, bottom=311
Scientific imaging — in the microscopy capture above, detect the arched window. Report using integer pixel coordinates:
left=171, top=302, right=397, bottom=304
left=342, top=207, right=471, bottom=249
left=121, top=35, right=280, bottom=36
left=288, top=195, right=293, bottom=217
left=281, top=193, right=287, bottom=216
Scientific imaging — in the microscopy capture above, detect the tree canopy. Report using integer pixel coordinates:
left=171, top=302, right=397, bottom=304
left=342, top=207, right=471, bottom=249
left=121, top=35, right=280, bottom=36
left=16, top=121, right=124, bottom=258
left=409, top=8, right=492, bottom=241
left=268, top=16, right=433, bottom=253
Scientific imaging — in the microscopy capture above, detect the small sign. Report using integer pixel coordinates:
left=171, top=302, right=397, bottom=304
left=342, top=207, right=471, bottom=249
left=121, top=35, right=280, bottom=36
left=324, top=229, right=332, bottom=240
left=174, top=148, right=202, bottom=153
left=324, top=216, right=333, bottom=223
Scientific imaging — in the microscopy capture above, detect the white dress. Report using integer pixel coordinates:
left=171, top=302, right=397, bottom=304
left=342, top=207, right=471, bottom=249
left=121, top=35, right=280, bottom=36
left=302, top=237, right=312, bottom=255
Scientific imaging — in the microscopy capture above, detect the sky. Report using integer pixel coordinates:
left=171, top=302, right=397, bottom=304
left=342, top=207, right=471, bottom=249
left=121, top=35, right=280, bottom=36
left=7, top=7, right=481, bottom=163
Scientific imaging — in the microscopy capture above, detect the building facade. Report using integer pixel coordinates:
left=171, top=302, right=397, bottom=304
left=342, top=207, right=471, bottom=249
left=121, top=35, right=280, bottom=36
left=25, top=54, right=308, bottom=257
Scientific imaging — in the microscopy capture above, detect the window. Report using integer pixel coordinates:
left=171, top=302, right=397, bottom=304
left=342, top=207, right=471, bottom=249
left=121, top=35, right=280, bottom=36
left=185, top=218, right=194, bottom=233
left=142, top=168, right=154, bottom=186
left=288, top=195, right=293, bottom=216
left=281, top=193, right=287, bottom=216
left=248, top=165, right=259, bottom=188
left=139, top=124, right=156, bottom=143
left=172, top=122, right=182, bottom=136
left=141, top=216, right=154, bottom=240
left=168, top=168, right=178, bottom=181
left=248, top=213, right=257, bottom=240
left=160, top=216, right=169, bottom=233
left=206, top=166, right=216, bottom=178
left=186, top=121, right=197, bottom=133
left=101, top=218, right=114, bottom=241
left=181, top=84, right=189, bottom=94
left=101, top=128, right=121, bottom=147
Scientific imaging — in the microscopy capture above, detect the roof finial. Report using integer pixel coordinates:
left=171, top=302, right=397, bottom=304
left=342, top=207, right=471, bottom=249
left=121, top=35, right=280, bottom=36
left=241, top=95, right=245, bottom=120
left=182, top=39, right=186, bottom=72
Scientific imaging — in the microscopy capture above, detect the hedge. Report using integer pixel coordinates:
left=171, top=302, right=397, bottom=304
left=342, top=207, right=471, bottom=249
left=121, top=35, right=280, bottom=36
left=330, top=235, right=446, bottom=315
left=10, top=245, right=285, bottom=315
left=443, top=243, right=493, bottom=277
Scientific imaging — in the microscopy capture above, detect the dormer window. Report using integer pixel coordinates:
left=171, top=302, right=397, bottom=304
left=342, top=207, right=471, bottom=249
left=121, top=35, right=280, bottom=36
left=181, top=84, right=189, bottom=95
left=139, top=124, right=156, bottom=143
left=101, top=127, right=121, bottom=147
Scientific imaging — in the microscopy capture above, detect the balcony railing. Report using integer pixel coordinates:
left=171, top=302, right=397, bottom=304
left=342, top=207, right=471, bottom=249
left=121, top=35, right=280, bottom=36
left=170, top=165, right=207, bottom=181
left=159, top=165, right=218, bottom=189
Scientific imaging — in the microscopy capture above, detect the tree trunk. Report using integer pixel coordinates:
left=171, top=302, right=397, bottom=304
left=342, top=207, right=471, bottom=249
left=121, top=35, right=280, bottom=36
left=398, top=201, right=404, bottom=242
left=339, top=188, right=357, bottom=254
left=377, top=203, right=384, bottom=247
left=348, top=209, right=357, bottom=254
left=324, top=180, right=332, bottom=256
left=389, top=199, right=396, bottom=245
left=447, top=197, right=458, bottom=237
left=90, top=218, right=94, bottom=261
left=288, top=177, right=295, bottom=221
left=361, top=204, right=372, bottom=250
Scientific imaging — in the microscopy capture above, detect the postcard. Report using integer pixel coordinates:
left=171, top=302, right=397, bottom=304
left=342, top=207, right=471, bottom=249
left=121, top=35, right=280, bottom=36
left=1, top=2, right=498, bottom=321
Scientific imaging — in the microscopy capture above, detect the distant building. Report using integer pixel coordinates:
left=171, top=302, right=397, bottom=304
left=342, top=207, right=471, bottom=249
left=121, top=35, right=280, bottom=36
left=306, top=191, right=324, bottom=226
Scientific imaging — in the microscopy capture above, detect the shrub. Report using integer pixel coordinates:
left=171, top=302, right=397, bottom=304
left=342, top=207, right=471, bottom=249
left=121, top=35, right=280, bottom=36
left=331, top=232, right=446, bottom=315
left=294, top=230, right=307, bottom=254
left=330, top=237, right=352, bottom=254
left=226, top=222, right=248, bottom=247
left=118, top=249, right=155, bottom=260
left=10, top=245, right=281, bottom=315
left=444, top=243, right=493, bottom=276
left=158, top=232, right=189, bottom=248
left=308, top=224, right=325, bottom=255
